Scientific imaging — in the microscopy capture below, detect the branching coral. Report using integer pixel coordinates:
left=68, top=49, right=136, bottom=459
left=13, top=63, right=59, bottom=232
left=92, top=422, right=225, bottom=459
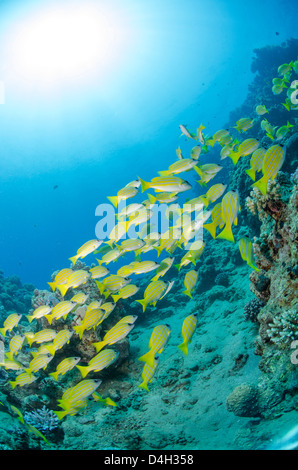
left=23, top=406, right=60, bottom=432
left=266, top=309, right=298, bottom=348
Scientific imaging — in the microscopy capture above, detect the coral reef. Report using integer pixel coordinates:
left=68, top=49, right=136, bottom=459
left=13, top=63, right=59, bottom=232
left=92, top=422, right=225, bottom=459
left=23, top=406, right=60, bottom=432
left=243, top=298, right=265, bottom=323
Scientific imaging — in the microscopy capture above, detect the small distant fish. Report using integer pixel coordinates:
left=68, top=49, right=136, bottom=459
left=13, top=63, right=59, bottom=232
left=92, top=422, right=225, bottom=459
left=238, top=237, right=260, bottom=272
left=245, top=148, right=266, bottom=181
left=158, top=158, right=198, bottom=177
left=179, top=124, right=197, bottom=140
left=69, top=239, right=103, bottom=266
left=48, top=268, right=73, bottom=292
left=151, top=257, right=174, bottom=282
left=229, top=138, right=260, bottom=165
left=111, top=284, right=139, bottom=303
left=275, top=122, right=293, bottom=141
left=200, top=183, right=227, bottom=207
left=45, top=329, right=73, bottom=356
left=183, top=270, right=198, bottom=299
left=49, top=357, right=81, bottom=381
left=136, top=280, right=167, bottom=312
left=138, top=356, right=159, bottom=392
left=138, top=324, right=171, bottom=367
left=138, top=175, right=192, bottom=194
left=255, top=105, right=268, bottom=116
left=26, top=305, right=52, bottom=323
left=53, top=185, right=58, bottom=190
left=5, top=335, right=25, bottom=361
left=252, top=144, right=285, bottom=196
left=0, top=314, right=22, bottom=337
left=70, top=292, right=89, bottom=304
left=29, top=329, right=58, bottom=347
left=76, top=349, right=119, bottom=379
left=25, top=354, right=53, bottom=374
left=73, top=309, right=105, bottom=339
left=47, top=301, right=77, bottom=325
left=178, top=313, right=198, bottom=355
left=234, top=117, right=254, bottom=133
left=58, top=379, right=102, bottom=412
left=196, top=123, right=206, bottom=144
left=216, top=190, right=240, bottom=243
left=9, top=372, right=37, bottom=389
left=56, top=270, right=91, bottom=298
left=88, top=265, right=110, bottom=280
left=92, top=321, right=135, bottom=353
left=107, top=184, right=139, bottom=208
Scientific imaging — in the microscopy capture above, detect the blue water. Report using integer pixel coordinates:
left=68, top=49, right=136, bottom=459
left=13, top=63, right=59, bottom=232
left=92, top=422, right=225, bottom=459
left=0, top=0, right=297, bottom=288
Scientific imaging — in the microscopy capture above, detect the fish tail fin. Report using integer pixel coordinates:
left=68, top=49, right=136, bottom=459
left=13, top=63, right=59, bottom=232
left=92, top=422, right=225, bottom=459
left=5, top=352, right=13, bottom=362
left=76, top=365, right=90, bottom=379
left=266, top=132, right=275, bottom=141
left=46, top=314, right=54, bottom=325
left=245, top=167, right=256, bottom=181
left=56, top=284, right=69, bottom=298
left=136, top=299, right=147, bottom=313
left=92, top=341, right=105, bottom=353
left=203, top=222, right=216, bottom=239
left=9, top=380, right=17, bottom=390
left=73, top=325, right=84, bottom=339
left=25, top=315, right=33, bottom=323
left=138, top=350, right=155, bottom=367
left=111, top=294, right=120, bottom=303
left=45, top=344, right=56, bottom=356
left=96, top=258, right=103, bottom=266
left=158, top=170, right=170, bottom=177
left=193, top=165, right=203, bottom=177
left=49, top=371, right=59, bottom=381
left=138, top=381, right=149, bottom=392
left=47, top=282, right=56, bottom=292
left=69, top=255, right=79, bottom=266
left=178, top=341, right=188, bottom=356
left=182, top=290, right=193, bottom=299
left=147, top=193, right=157, bottom=204
left=95, top=280, right=105, bottom=295
left=197, top=179, right=207, bottom=187
left=53, top=410, right=68, bottom=420
left=0, top=327, right=7, bottom=337
left=107, top=196, right=119, bottom=208
left=216, top=224, right=235, bottom=243
left=229, top=151, right=241, bottom=165
left=199, top=196, right=209, bottom=207
left=252, top=176, right=268, bottom=196
left=154, top=245, right=163, bottom=257
left=138, top=176, right=150, bottom=193
left=247, top=261, right=260, bottom=272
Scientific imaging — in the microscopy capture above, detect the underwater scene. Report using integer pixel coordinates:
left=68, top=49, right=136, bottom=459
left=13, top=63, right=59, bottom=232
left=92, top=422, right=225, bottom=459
left=0, top=0, right=297, bottom=453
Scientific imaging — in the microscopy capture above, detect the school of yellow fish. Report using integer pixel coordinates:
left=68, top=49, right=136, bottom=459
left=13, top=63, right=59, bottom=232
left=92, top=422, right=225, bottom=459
left=0, top=58, right=297, bottom=425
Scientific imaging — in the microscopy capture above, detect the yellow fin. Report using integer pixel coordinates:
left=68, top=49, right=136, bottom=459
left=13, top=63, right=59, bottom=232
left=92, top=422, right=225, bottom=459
left=216, top=224, right=235, bottom=243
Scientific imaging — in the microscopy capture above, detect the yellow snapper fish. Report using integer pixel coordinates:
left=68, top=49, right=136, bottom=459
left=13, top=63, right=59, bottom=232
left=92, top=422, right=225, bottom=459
left=29, top=329, right=58, bottom=347
left=130, top=260, right=160, bottom=275
left=56, top=270, right=91, bottom=298
left=275, top=122, right=293, bottom=141
left=26, top=305, right=52, bottom=324
left=45, top=329, right=73, bottom=356
left=9, top=372, right=37, bottom=389
left=70, top=292, right=89, bottom=305
left=190, top=145, right=202, bottom=160
left=96, top=248, right=121, bottom=265
left=138, top=324, right=171, bottom=367
left=183, top=270, right=199, bottom=299
left=138, top=175, right=192, bottom=194
left=252, top=144, right=286, bottom=196
left=115, top=238, right=146, bottom=254
left=124, top=179, right=141, bottom=189
left=151, top=257, right=175, bottom=281
left=245, top=148, right=266, bottom=181
left=127, top=208, right=153, bottom=232
left=147, top=191, right=178, bottom=204
left=196, top=123, right=206, bottom=144
left=138, top=356, right=159, bottom=392
left=48, top=268, right=73, bottom=292
left=91, top=393, right=117, bottom=407
left=116, top=315, right=138, bottom=325
left=49, top=356, right=81, bottom=381
left=175, top=241, right=205, bottom=270
left=73, top=309, right=105, bottom=339
left=200, top=183, right=227, bottom=207
left=111, top=284, right=139, bottom=303
left=5, top=335, right=25, bottom=361
left=179, top=124, right=197, bottom=140
left=92, top=321, right=135, bottom=353
left=278, top=61, right=294, bottom=76
left=182, top=196, right=205, bottom=214
left=0, top=359, right=24, bottom=371
left=228, top=138, right=260, bottom=165
left=117, top=202, right=144, bottom=220
left=154, top=227, right=181, bottom=257
left=256, top=104, right=268, bottom=115
left=47, top=301, right=77, bottom=325
left=76, top=349, right=119, bottom=379
left=58, top=378, right=102, bottom=411
left=194, top=163, right=223, bottom=186
left=212, top=128, right=230, bottom=143
left=0, top=314, right=22, bottom=337
left=99, top=302, right=116, bottom=322
left=25, top=353, right=53, bottom=374
left=69, top=239, right=103, bottom=266
left=203, top=202, right=224, bottom=239
left=117, top=263, right=136, bottom=277
left=107, top=184, right=139, bottom=208
left=234, top=117, right=254, bottom=133
left=216, top=190, right=240, bottom=243
left=178, top=313, right=198, bottom=355
left=238, top=237, right=260, bottom=272
left=96, top=275, right=131, bottom=297
left=105, top=221, right=129, bottom=248
left=88, top=265, right=110, bottom=280
left=176, top=146, right=183, bottom=159
left=158, top=158, right=198, bottom=177
left=136, top=280, right=167, bottom=312
left=54, top=398, right=89, bottom=420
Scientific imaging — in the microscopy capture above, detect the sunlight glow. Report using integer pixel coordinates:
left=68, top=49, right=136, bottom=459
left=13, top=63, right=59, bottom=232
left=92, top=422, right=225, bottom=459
left=8, top=2, right=131, bottom=84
